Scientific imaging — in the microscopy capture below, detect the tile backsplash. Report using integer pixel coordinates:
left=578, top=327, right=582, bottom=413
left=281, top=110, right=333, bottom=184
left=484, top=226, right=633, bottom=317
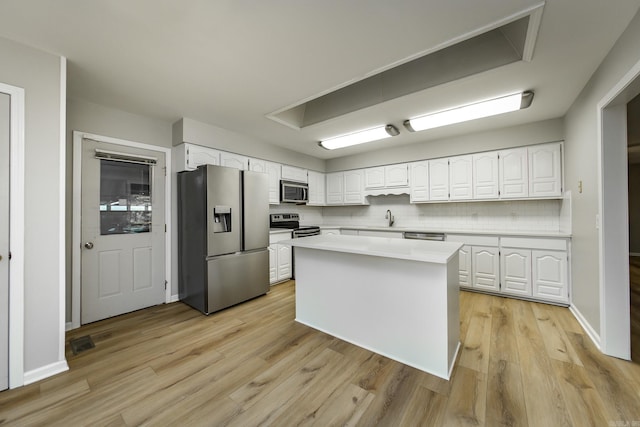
left=270, top=194, right=564, bottom=233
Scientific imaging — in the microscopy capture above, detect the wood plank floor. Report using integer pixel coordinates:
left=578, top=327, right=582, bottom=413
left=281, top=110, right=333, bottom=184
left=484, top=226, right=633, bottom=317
left=1, top=280, right=640, bottom=426
left=630, top=257, right=640, bottom=363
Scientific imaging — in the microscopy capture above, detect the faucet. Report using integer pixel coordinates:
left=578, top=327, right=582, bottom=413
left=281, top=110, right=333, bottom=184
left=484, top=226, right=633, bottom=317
left=385, top=209, right=395, bottom=227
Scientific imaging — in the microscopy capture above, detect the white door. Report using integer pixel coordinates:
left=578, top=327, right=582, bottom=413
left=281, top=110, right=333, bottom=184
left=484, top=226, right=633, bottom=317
left=499, top=147, right=529, bottom=198
left=220, top=152, right=248, bottom=170
left=501, top=248, right=532, bottom=296
left=472, top=246, right=500, bottom=291
left=458, top=245, right=471, bottom=288
left=344, top=170, right=364, bottom=204
left=0, top=92, right=10, bottom=390
left=249, top=158, right=267, bottom=173
left=186, top=144, right=220, bottom=170
left=528, top=143, right=562, bottom=197
left=365, top=167, right=385, bottom=189
left=410, top=161, right=429, bottom=202
left=265, top=161, right=281, bottom=204
left=473, top=152, right=499, bottom=199
left=449, top=155, right=473, bottom=200
left=277, top=244, right=292, bottom=281
left=429, top=158, right=449, bottom=200
left=307, top=171, right=326, bottom=206
left=385, top=164, right=409, bottom=187
left=326, top=172, right=344, bottom=205
left=532, top=250, right=568, bottom=303
left=81, top=139, right=166, bottom=324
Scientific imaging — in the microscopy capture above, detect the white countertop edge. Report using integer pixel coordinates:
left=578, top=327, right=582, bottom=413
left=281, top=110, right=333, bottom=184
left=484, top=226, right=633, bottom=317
left=315, top=224, right=571, bottom=238
left=281, top=235, right=463, bottom=264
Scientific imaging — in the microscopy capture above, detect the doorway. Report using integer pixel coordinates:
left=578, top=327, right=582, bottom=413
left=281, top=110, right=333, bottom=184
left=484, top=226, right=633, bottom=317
left=1, top=92, right=9, bottom=391
left=71, top=132, right=171, bottom=328
left=627, top=93, right=640, bottom=362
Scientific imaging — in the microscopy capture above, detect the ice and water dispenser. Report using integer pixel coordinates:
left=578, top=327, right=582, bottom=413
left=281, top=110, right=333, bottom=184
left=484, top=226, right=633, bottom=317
left=213, top=206, right=231, bottom=233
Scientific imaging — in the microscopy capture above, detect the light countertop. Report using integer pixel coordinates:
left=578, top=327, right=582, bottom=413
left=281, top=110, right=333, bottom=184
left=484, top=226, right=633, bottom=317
left=317, top=225, right=571, bottom=238
left=281, top=234, right=463, bottom=264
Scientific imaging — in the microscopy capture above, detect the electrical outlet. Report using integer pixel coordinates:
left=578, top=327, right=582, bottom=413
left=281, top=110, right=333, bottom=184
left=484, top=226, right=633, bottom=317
left=578, top=180, right=583, bottom=193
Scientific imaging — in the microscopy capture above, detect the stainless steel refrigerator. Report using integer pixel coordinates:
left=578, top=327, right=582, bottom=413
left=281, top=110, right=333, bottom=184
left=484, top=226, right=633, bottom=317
left=178, top=164, right=270, bottom=314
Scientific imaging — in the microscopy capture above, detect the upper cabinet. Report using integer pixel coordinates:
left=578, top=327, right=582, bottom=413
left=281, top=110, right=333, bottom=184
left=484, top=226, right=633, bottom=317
left=499, top=147, right=528, bottom=199
left=265, top=161, right=281, bottom=204
left=174, top=143, right=220, bottom=172
left=385, top=164, right=409, bottom=187
left=281, top=165, right=308, bottom=183
left=364, top=167, right=385, bottom=189
left=220, top=152, right=248, bottom=170
left=326, top=170, right=367, bottom=205
left=248, top=158, right=267, bottom=174
left=410, top=161, right=429, bottom=202
left=307, top=171, right=326, bottom=206
left=528, top=143, right=562, bottom=198
left=449, top=155, right=473, bottom=200
left=473, top=152, right=499, bottom=199
left=326, top=172, right=344, bottom=205
left=428, top=158, right=449, bottom=201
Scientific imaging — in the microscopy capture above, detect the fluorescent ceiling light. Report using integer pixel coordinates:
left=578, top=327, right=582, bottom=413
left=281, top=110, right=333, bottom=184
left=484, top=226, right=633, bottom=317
left=319, top=125, right=399, bottom=150
left=404, top=91, right=534, bottom=132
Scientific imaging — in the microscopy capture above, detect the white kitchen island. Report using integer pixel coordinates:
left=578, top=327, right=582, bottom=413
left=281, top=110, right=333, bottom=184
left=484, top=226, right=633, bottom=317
left=284, top=234, right=462, bottom=380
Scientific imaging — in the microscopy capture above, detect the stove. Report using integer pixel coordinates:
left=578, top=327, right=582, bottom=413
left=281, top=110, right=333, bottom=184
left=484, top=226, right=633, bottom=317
left=270, top=213, right=320, bottom=238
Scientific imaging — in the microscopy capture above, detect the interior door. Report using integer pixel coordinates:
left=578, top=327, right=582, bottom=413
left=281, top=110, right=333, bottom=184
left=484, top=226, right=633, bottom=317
left=81, top=139, right=166, bottom=324
left=0, top=92, right=10, bottom=390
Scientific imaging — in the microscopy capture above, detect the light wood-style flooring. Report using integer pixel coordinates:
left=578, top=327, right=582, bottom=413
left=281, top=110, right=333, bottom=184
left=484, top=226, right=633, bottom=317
left=1, top=280, right=640, bottom=426
left=630, top=257, right=640, bottom=363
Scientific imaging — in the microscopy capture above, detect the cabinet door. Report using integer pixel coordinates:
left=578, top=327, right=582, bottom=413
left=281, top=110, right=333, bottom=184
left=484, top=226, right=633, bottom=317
left=532, top=250, right=568, bottom=302
left=410, top=161, right=429, bottom=202
left=365, top=167, right=385, bottom=189
left=344, top=170, right=364, bottom=204
left=473, top=152, right=499, bottom=199
left=429, top=158, right=449, bottom=201
left=528, top=143, right=562, bottom=197
left=449, top=155, right=473, bottom=200
left=385, top=164, right=409, bottom=187
left=268, top=245, right=278, bottom=284
left=499, top=147, right=528, bottom=198
left=249, top=158, right=267, bottom=173
left=501, top=248, right=532, bottom=296
left=187, top=144, right=220, bottom=170
left=472, top=246, right=499, bottom=291
left=220, top=152, right=248, bottom=170
left=326, top=172, right=344, bottom=205
left=307, top=170, right=325, bottom=205
left=458, top=245, right=472, bottom=288
left=281, top=165, right=308, bottom=183
left=277, top=244, right=292, bottom=281
left=265, top=161, right=281, bottom=204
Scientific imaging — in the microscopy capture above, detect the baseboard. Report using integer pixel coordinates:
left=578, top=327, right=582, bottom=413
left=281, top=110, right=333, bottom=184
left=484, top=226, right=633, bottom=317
left=23, top=360, right=69, bottom=385
left=169, top=294, right=180, bottom=303
left=569, top=303, right=601, bottom=350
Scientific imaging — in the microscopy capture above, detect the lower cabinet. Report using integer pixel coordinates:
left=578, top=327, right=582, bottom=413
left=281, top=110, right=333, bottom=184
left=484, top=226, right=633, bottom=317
left=269, top=233, right=293, bottom=285
left=448, top=234, right=570, bottom=304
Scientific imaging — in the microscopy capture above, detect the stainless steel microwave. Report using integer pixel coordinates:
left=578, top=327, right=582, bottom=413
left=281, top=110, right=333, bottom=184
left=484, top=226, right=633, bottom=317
left=280, top=180, right=308, bottom=204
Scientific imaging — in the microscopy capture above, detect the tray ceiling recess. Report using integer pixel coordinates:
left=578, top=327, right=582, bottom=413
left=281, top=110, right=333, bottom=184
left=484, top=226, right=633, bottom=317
left=267, top=5, right=544, bottom=130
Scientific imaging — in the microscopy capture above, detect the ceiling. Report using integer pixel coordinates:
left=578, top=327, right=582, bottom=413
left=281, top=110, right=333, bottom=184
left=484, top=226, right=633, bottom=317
left=1, top=0, right=639, bottom=159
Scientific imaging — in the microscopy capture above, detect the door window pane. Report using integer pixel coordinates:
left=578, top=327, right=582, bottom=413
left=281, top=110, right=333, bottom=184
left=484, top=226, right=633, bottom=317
left=100, top=160, right=152, bottom=235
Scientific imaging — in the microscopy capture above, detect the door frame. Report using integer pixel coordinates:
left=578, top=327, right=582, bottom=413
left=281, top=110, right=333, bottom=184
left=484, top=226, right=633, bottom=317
left=597, top=57, right=640, bottom=359
left=0, top=82, right=25, bottom=388
left=71, top=131, right=172, bottom=329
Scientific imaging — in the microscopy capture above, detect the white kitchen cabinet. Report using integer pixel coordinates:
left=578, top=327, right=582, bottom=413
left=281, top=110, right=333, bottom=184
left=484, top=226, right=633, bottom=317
left=268, top=245, right=277, bottom=283
left=449, top=155, right=473, bottom=200
left=307, top=170, right=326, bottom=206
left=344, top=169, right=366, bottom=204
left=266, top=161, right=281, bottom=204
left=410, top=161, right=429, bottom=202
left=269, top=232, right=293, bottom=284
left=277, top=244, right=292, bottom=281
left=365, top=167, right=385, bottom=189
left=532, top=250, right=568, bottom=302
left=472, top=246, right=500, bottom=291
left=220, top=152, right=248, bottom=170
left=326, top=172, right=344, bottom=205
left=281, top=165, right=308, bottom=183
left=174, top=143, right=220, bottom=172
left=499, top=147, right=528, bottom=199
left=458, top=245, right=471, bottom=288
left=385, top=164, right=409, bottom=187
left=429, top=158, right=449, bottom=201
left=528, top=143, right=562, bottom=197
left=473, top=152, right=499, bottom=199
left=248, top=158, right=267, bottom=173
left=500, top=248, right=532, bottom=296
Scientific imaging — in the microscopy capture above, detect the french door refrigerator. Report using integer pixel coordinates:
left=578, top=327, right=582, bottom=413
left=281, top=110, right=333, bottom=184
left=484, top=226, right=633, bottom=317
left=178, top=164, right=270, bottom=314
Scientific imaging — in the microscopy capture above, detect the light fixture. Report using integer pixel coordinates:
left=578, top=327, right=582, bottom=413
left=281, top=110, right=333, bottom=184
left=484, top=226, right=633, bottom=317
left=319, top=124, right=400, bottom=150
left=404, top=91, right=534, bottom=132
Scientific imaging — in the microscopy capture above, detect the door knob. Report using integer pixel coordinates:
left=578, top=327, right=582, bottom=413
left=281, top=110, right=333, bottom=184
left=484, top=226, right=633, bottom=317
left=84, top=242, right=94, bottom=249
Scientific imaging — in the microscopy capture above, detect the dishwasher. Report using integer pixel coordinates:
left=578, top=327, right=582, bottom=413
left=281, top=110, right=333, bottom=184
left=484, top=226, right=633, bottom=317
left=403, top=231, right=446, bottom=241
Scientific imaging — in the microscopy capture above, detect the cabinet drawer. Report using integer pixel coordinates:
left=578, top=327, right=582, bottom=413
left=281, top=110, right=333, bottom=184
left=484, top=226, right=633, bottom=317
left=501, top=237, right=567, bottom=251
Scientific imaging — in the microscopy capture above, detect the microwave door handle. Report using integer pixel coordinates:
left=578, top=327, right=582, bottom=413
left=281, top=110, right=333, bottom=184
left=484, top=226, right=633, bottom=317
left=303, top=187, right=308, bottom=201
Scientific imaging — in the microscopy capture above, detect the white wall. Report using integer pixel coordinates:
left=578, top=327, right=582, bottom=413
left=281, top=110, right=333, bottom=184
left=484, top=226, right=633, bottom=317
left=0, top=37, right=64, bottom=374
left=564, top=9, right=640, bottom=336
left=326, top=118, right=564, bottom=171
